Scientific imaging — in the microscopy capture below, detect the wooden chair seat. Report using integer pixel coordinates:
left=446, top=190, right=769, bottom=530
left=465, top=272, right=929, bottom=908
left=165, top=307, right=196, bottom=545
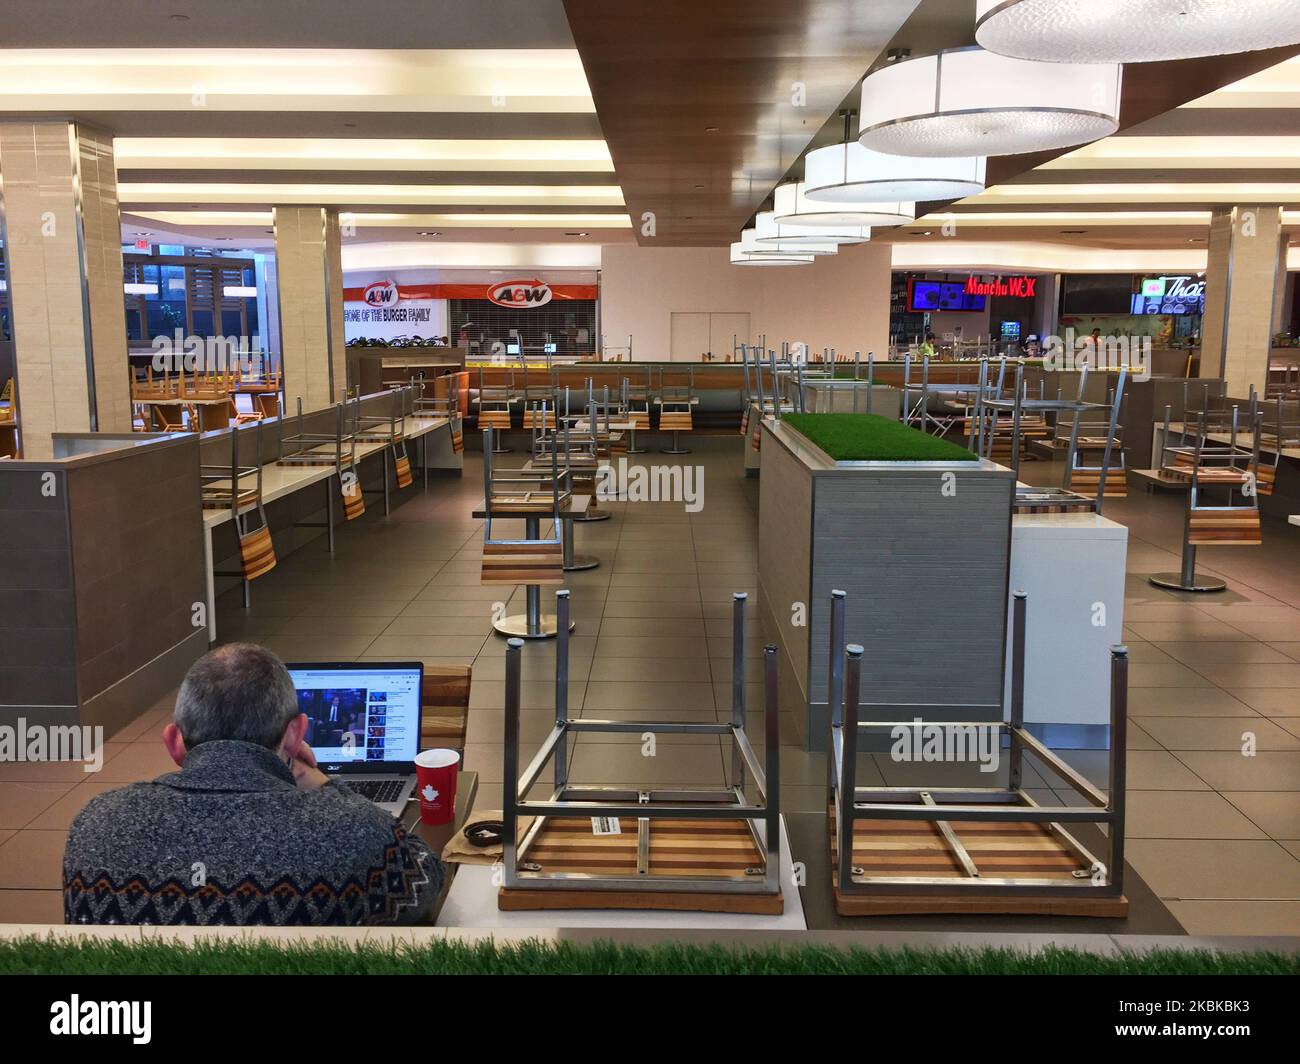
left=450, top=420, right=465, bottom=454
left=479, top=409, right=512, bottom=431
left=488, top=490, right=570, bottom=512
left=1069, top=467, right=1128, bottom=497
left=201, top=484, right=260, bottom=511
left=739, top=406, right=750, bottom=436
left=659, top=410, right=693, bottom=432
left=628, top=411, right=650, bottom=431
left=1189, top=507, right=1261, bottom=545
left=481, top=540, right=565, bottom=585
left=239, top=525, right=277, bottom=580
left=524, top=409, right=555, bottom=430
left=342, top=478, right=365, bottom=520
left=277, top=444, right=341, bottom=467
left=420, top=664, right=472, bottom=749
left=394, top=453, right=413, bottom=489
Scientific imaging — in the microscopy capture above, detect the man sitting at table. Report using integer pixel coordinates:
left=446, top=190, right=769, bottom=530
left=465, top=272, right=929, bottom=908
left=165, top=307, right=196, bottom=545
left=63, top=643, right=443, bottom=926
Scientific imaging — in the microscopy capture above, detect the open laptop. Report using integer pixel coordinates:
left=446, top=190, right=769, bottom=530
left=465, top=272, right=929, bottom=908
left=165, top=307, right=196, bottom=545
left=285, top=661, right=423, bottom=816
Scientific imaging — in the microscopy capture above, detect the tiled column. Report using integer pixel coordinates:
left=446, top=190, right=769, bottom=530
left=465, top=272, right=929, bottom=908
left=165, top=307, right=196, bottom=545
left=272, top=206, right=346, bottom=411
left=1200, top=205, right=1288, bottom=396
left=0, top=122, right=131, bottom=458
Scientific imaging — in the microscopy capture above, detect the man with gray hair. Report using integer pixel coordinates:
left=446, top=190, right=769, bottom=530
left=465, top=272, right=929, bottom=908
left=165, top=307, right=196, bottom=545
left=63, top=643, right=444, bottom=926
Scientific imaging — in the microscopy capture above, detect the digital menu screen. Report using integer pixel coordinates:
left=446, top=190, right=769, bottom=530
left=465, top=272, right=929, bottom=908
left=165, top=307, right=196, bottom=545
left=907, top=280, right=986, bottom=313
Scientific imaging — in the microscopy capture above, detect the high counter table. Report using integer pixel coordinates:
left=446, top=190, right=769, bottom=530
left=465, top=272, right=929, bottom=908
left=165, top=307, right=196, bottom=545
left=201, top=415, right=450, bottom=641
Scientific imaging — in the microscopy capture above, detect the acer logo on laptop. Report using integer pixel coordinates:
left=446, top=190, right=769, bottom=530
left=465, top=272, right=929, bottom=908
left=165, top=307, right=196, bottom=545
left=487, top=279, right=552, bottom=308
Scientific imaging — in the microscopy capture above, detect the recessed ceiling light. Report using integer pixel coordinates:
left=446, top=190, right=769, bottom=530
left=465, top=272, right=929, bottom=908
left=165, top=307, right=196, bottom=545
left=704, top=127, right=720, bottom=133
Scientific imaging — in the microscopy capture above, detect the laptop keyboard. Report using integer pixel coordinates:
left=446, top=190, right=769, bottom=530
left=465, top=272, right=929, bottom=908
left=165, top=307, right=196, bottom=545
left=346, top=779, right=407, bottom=804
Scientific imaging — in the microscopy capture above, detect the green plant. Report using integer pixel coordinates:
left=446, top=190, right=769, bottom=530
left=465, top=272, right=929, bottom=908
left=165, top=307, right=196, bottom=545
left=782, top=413, right=980, bottom=463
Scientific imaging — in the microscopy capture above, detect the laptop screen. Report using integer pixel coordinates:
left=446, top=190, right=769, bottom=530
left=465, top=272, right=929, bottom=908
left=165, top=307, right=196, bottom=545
left=286, top=662, right=423, bottom=772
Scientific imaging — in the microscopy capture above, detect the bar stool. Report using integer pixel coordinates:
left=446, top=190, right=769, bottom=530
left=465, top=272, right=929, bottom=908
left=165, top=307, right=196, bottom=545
left=479, top=423, right=573, bottom=639
left=656, top=365, right=696, bottom=454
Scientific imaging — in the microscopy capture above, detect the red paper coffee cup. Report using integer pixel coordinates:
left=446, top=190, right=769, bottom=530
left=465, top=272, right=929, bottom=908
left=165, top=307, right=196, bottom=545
left=414, top=749, right=459, bottom=825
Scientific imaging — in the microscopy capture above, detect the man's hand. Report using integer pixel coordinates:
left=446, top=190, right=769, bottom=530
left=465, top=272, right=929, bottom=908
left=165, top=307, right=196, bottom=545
left=290, top=742, right=329, bottom=791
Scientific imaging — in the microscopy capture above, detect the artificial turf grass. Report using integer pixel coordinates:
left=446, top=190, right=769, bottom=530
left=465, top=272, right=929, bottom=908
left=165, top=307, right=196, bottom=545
left=782, top=413, right=980, bottom=463
left=1, top=935, right=1296, bottom=975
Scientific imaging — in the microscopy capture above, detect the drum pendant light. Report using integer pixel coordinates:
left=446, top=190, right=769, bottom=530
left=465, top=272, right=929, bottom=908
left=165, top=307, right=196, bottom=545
left=740, top=226, right=839, bottom=256
left=975, top=0, right=1300, bottom=65
left=729, top=242, right=814, bottom=266
left=806, top=142, right=986, bottom=204
left=857, top=46, right=1122, bottom=158
left=772, top=181, right=914, bottom=228
left=752, top=210, right=870, bottom=246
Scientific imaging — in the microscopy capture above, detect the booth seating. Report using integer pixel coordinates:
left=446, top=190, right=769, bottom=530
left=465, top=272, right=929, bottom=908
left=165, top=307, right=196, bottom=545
left=656, top=366, right=697, bottom=454
left=420, top=664, right=474, bottom=751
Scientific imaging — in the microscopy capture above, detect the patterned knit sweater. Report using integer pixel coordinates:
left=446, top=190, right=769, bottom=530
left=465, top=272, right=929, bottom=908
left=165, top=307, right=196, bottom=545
left=63, top=740, right=443, bottom=926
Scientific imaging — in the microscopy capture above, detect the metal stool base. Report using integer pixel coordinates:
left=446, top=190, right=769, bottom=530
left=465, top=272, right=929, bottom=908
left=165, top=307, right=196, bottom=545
left=563, top=553, right=600, bottom=572
left=492, top=613, right=576, bottom=639
left=572, top=510, right=611, bottom=522
left=1149, top=572, right=1227, bottom=593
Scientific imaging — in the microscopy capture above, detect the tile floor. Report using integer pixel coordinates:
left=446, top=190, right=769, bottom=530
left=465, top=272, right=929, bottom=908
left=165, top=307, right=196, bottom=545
left=0, top=436, right=1296, bottom=935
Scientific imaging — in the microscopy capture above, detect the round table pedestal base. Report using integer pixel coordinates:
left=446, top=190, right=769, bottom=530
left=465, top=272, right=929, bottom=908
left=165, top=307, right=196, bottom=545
left=573, top=510, right=611, bottom=522
left=1149, top=572, right=1227, bottom=593
left=492, top=613, right=576, bottom=640
left=563, top=554, right=600, bottom=572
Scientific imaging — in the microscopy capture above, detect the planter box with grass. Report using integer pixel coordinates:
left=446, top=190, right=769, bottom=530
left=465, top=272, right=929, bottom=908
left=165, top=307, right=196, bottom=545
left=758, top=414, right=1014, bottom=750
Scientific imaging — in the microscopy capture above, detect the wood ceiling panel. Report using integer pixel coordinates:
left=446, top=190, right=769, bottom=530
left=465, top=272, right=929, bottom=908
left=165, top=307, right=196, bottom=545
left=563, top=0, right=923, bottom=245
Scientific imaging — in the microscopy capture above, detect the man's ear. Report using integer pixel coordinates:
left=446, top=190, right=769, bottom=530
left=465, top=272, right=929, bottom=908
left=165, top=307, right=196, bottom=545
left=162, top=723, right=187, bottom=766
left=281, top=713, right=309, bottom=758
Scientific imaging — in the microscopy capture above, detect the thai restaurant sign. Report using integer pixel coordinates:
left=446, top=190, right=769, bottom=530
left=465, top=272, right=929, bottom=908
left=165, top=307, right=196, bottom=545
left=964, top=275, right=1038, bottom=299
